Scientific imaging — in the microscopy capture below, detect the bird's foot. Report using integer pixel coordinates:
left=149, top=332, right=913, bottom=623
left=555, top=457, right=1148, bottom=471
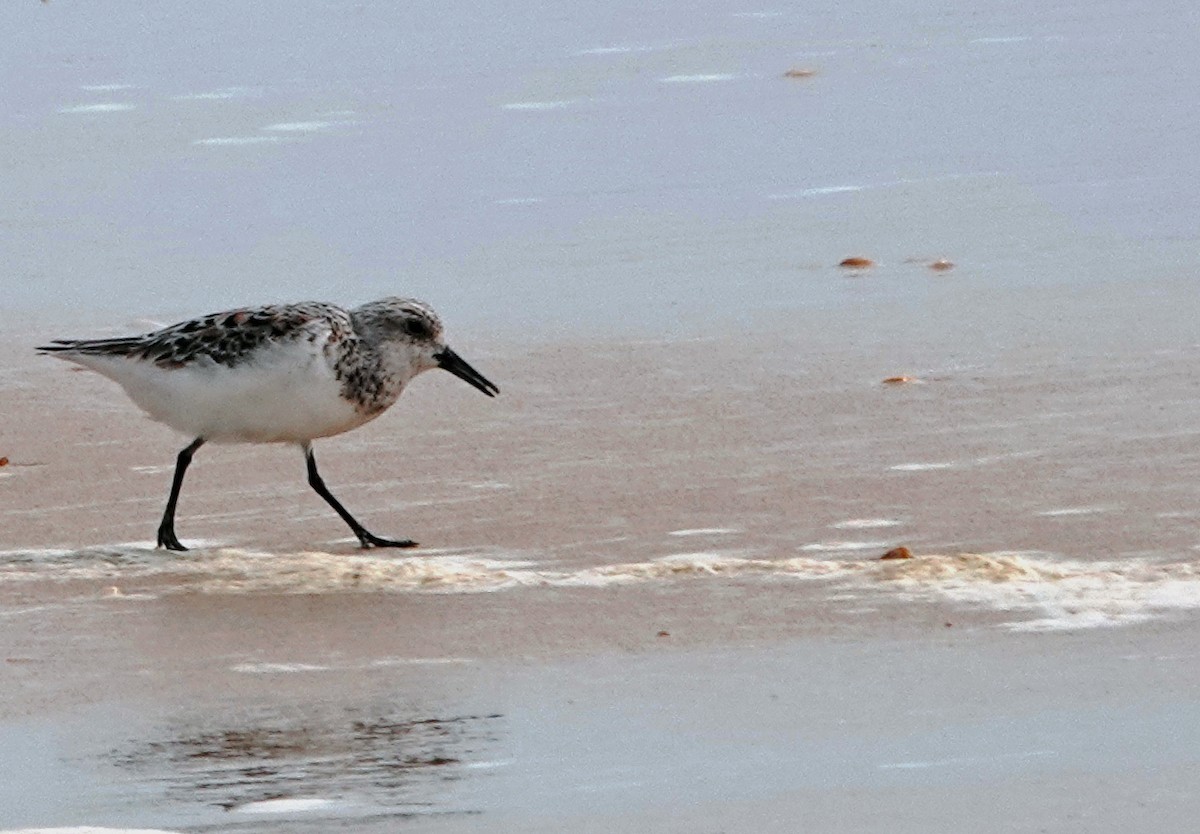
left=357, top=531, right=418, bottom=549
left=156, top=526, right=188, bottom=552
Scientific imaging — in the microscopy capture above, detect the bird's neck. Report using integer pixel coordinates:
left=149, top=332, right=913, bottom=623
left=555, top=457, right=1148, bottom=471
left=332, top=339, right=413, bottom=416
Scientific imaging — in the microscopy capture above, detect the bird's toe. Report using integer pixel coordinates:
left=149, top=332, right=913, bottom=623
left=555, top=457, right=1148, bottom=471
left=359, top=533, right=419, bottom=549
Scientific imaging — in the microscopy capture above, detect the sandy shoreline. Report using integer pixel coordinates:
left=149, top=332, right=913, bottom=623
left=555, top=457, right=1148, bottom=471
left=8, top=294, right=1200, bottom=560
left=8, top=312, right=1200, bottom=641
left=6, top=319, right=1200, bottom=829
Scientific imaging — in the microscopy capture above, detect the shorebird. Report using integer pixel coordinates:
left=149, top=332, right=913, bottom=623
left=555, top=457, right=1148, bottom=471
left=39, top=298, right=499, bottom=551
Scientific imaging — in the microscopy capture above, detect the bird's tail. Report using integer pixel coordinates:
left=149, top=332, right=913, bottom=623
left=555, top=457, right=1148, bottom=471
left=37, top=336, right=146, bottom=357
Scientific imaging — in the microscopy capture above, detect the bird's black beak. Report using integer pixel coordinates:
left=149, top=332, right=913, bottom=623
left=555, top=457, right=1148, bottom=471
left=435, top=347, right=499, bottom=397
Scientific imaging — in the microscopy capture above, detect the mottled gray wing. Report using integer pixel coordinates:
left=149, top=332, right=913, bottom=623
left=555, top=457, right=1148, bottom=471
left=39, top=302, right=353, bottom=369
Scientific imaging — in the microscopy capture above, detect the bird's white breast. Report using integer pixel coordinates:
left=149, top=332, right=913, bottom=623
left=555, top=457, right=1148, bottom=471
left=74, top=340, right=381, bottom=443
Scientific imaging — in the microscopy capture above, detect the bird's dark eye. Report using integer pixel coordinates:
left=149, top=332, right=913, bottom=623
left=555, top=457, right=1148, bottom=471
left=403, top=318, right=432, bottom=339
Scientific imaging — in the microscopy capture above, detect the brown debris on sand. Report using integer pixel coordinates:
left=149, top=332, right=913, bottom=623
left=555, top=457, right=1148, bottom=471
left=839, top=256, right=874, bottom=269
left=880, top=546, right=913, bottom=560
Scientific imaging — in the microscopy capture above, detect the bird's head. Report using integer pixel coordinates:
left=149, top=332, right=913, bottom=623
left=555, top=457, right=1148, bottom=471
left=355, top=298, right=498, bottom=397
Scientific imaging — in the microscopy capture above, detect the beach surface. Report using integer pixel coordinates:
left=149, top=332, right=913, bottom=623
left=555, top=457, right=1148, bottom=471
left=4, top=0, right=1200, bottom=830
left=7, top=322, right=1200, bottom=831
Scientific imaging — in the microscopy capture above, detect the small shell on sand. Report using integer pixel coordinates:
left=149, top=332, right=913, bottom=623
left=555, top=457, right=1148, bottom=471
left=783, top=68, right=817, bottom=78
left=881, top=376, right=916, bottom=385
left=0, top=457, right=8, bottom=466
left=929, top=259, right=955, bottom=271
left=880, top=546, right=913, bottom=560
left=839, top=256, right=874, bottom=268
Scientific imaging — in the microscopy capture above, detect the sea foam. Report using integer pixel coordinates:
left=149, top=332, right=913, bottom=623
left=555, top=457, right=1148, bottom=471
left=5, top=545, right=1200, bottom=631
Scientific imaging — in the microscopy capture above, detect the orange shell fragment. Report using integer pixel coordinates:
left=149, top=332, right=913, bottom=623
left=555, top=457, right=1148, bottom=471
left=839, top=256, right=874, bottom=268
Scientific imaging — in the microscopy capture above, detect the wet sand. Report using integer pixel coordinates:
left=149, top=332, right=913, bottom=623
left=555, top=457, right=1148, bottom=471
left=7, top=279, right=1200, bottom=573
left=6, top=311, right=1200, bottom=829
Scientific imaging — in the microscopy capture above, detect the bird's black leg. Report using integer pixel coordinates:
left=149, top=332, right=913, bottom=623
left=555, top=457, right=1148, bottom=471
left=157, top=437, right=205, bottom=551
left=303, top=444, right=417, bottom=549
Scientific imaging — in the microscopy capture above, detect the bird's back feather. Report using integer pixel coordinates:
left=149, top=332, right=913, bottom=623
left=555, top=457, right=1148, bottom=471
left=38, top=302, right=352, bottom=369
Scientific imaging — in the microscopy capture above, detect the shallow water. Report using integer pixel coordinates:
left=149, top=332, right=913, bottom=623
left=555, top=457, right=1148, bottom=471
left=0, top=673, right=503, bottom=831
left=3, top=0, right=1198, bottom=334
left=7, top=627, right=1200, bottom=833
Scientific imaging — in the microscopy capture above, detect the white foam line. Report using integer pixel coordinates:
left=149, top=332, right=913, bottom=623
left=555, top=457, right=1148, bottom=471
left=80, top=83, right=136, bottom=91
left=233, top=797, right=340, bottom=814
left=231, top=662, right=331, bottom=674
left=231, top=657, right=473, bottom=674
left=58, top=103, right=135, bottom=113
left=660, top=73, right=738, bottom=83
left=13, top=547, right=1200, bottom=633
left=832, top=519, right=902, bottom=530
left=577, top=44, right=671, bottom=55
left=767, top=185, right=865, bottom=200
left=970, top=36, right=1032, bottom=44
left=1009, top=610, right=1146, bottom=632
left=193, top=136, right=286, bottom=146
left=1037, top=507, right=1108, bottom=517
left=0, top=548, right=843, bottom=592
left=368, top=656, right=473, bottom=667
left=502, top=100, right=575, bottom=111
left=114, top=538, right=229, bottom=549
left=101, top=587, right=156, bottom=601
left=131, top=465, right=174, bottom=475
left=578, top=45, right=640, bottom=55
left=172, top=87, right=261, bottom=100
left=263, top=121, right=333, bottom=132
left=803, top=185, right=865, bottom=196
left=876, top=551, right=1200, bottom=632
left=800, top=541, right=891, bottom=552
left=890, top=462, right=954, bottom=472
left=463, top=758, right=514, bottom=770
left=668, top=528, right=739, bottom=537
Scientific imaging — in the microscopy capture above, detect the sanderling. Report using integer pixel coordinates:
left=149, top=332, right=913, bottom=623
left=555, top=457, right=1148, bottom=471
left=39, top=298, right=499, bottom=551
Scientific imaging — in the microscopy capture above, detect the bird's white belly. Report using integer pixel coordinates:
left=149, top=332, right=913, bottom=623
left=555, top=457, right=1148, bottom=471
left=89, top=348, right=376, bottom=443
